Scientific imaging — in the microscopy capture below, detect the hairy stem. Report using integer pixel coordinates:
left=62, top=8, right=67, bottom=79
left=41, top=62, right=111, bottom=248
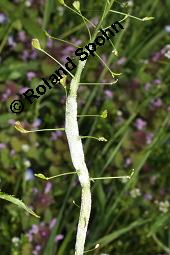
left=65, top=1, right=116, bottom=253
left=65, top=60, right=91, bottom=255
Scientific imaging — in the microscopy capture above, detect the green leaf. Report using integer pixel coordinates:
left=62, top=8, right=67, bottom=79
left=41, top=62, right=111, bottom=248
left=147, top=214, right=170, bottom=237
left=73, top=1, right=80, bottom=12
left=95, top=219, right=149, bottom=247
left=34, top=173, right=48, bottom=180
left=142, top=16, right=154, bottom=21
left=0, top=61, right=38, bottom=81
left=60, top=75, right=67, bottom=88
left=14, top=121, right=29, bottom=133
left=101, top=110, right=108, bottom=119
left=32, top=38, right=42, bottom=51
left=0, top=192, right=40, bottom=218
left=98, top=137, right=107, bottom=142
left=43, top=0, right=55, bottom=30
left=0, top=114, right=11, bottom=125
left=58, top=0, right=65, bottom=5
left=0, top=148, right=11, bottom=169
left=22, top=18, right=46, bottom=44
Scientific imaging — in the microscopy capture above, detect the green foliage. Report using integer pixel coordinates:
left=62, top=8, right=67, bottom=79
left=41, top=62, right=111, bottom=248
left=0, top=192, right=39, bottom=218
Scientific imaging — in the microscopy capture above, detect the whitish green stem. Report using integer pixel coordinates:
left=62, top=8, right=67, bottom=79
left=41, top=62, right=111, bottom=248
left=41, top=49, right=74, bottom=78
left=77, top=114, right=100, bottom=117
left=35, top=171, right=77, bottom=180
left=64, top=1, right=116, bottom=254
left=26, top=128, right=65, bottom=133
left=79, top=82, right=114, bottom=85
left=65, top=60, right=91, bottom=255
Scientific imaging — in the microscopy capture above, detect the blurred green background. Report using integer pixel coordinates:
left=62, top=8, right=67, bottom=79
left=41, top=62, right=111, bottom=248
left=0, top=0, right=170, bottom=254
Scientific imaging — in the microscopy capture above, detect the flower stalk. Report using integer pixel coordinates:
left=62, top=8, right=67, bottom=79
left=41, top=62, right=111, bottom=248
left=65, top=60, right=91, bottom=255
left=65, top=1, right=117, bottom=253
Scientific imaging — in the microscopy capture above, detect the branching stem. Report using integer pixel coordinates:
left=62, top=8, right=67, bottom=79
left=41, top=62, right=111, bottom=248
left=65, top=60, right=91, bottom=255
left=65, top=1, right=116, bottom=254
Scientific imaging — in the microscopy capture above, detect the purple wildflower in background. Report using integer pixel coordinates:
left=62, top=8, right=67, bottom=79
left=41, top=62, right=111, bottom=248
left=32, top=118, right=42, bottom=128
left=71, top=37, right=82, bottom=46
left=0, top=13, right=7, bottom=24
left=1, top=88, right=12, bottom=101
left=25, top=168, right=34, bottom=181
left=165, top=25, right=170, bottom=33
left=55, top=234, right=64, bottom=242
left=18, top=31, right=27, bottom=42
left=22, top=49, right=30, bottom=60
left=35, top=193, right=53, bottom=209
left=44, top=182, right=52, bottom=194
left=151, top=51, right=162, bottom=62
left=27, top=224, right=39, bottom=241
left=8, top=119, right=15, bottom=125
left=154, top=79, right=161, bottom=85
left=49, top=218, right=57, bottom=229
left=151, top=98, right=163, bottom=108
left=146, top=132, right=154, bottom=144
left=26, top=71, right=36, bottom=81
left=39, top=224, right=50, bottom=238
left=31, top=224, right=39, bottom=234
left=30, top=49, right=38, bottom=59
left=101, top=54, right=107, bottom=63
left=0, top=143, right=6, bottom=149
left=21, top=49, right=38, bottom=61
left=144, top=193, right=153, bottom=201
left=10, top=149, right=16, bottom=156
left=60, top=95, right=66, bottom=104
left=51, top=130, right=63, bottom=141
left=87, top=17, right=99, bottom=28
left=104, top=89, right=113, bottom=99
left=47, top=38, right=53, bottom=48
left=33, top=245, right=42, bottom=255
left=60, top=37, right=82, bottom=62
left=19, top=87, right=30, bottom=94
left=144, top=83, right=151, bottom=91
left=117, top=57, right=127, bottom=65
left=61, top=46, right=76, bottom=62
left=8, top=35, right=16, bottom=47
left=124, top=158, right=132, bottom=167
left=134, top=118, right=147, bottom=130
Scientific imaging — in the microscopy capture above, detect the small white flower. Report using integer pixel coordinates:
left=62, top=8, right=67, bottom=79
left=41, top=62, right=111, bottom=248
left=163, top=45, right=170, bottom=59
left=165, top=51, right=170, bottom=59
left=158, top=201, right=169, bottom=213
left=127, top=1, right=134, bottom=7
left=23, top=160, right=31, bottom=168
left=130, top=188, right=141, bottom=198
left=22, top=144, right=30, bottom=152
left=117, top=110, right=122, bottom=116
left=12, top=237, right=20, bottom=246
left=25, top=0, right=32, bottom=7
left=121, top=177, right=129, bottom=183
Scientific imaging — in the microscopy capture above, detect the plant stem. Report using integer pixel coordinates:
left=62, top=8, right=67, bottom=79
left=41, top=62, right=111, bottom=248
left=65, top=60, right=91, bottom=255
left=65, top=1, right=116, bottom=253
